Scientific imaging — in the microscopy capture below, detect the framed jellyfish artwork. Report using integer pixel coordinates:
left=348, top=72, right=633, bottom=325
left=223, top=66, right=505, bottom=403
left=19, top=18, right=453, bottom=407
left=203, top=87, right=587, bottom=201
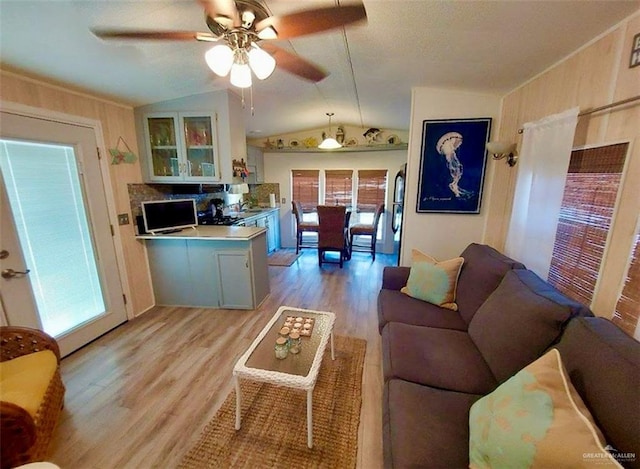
left=416, top=117, right=492, bottom=214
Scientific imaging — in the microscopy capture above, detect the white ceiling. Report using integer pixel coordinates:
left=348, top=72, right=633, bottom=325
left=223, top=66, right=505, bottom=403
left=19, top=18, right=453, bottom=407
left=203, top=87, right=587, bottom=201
left=1, top=1, right=638, bottom=137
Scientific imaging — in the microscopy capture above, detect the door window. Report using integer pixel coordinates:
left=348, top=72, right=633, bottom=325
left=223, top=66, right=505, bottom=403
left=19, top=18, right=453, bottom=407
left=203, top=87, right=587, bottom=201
left=1, top=139, right=106, bottom=337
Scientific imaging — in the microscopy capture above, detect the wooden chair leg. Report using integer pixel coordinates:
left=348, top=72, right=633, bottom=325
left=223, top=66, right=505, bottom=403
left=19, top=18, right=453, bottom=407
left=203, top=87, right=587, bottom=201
left=371, top=234, right=376, bottom=261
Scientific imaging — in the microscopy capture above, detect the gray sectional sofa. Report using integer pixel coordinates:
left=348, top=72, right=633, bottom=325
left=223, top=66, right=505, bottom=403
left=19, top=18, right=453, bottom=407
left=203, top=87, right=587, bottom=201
left=379, top=243, right=640, bottom=468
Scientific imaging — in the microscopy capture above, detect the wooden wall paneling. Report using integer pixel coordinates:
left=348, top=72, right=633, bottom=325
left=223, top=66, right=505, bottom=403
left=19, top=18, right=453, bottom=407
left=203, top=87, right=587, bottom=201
left=486, top=10, right=640, bottom=326
left=595, top=16, right=640, bottom=317
left=614, top=15, right=640, bottom=102
left=0, top=70, right=155, bottom=316
left=483, top=89, right=524, bottom=249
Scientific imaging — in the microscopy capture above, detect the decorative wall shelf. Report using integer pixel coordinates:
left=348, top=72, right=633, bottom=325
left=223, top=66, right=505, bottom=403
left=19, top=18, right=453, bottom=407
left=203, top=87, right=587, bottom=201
left=262, top=143, right=408, bottom=153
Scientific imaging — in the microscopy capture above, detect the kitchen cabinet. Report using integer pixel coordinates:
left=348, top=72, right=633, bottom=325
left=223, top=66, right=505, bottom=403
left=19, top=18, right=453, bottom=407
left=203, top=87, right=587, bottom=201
left=265, top=211, right=280, bottom=253
left=239, top=208, right=280, bottom=253
left=246, top=145, right=264, bottom=183
left=136, top=90, right=247, bottom=184
left=143, top=111, right=221, bottom=182
left=141, top=226, right=269, bottom=309
left=214, top=250, right=253, bottom=309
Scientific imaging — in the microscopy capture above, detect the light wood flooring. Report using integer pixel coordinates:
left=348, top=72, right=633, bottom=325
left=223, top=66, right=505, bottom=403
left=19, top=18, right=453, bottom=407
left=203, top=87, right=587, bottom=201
left=48, top=249, right=395, bottom=468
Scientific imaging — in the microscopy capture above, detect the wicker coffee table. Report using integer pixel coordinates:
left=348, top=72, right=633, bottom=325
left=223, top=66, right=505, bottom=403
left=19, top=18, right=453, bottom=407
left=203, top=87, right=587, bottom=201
left=232, top=306, right=336, bottom=448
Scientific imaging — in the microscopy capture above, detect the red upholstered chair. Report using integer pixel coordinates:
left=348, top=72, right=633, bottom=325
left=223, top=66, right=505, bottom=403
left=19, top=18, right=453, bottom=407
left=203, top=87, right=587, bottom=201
left=317, top=205, right=349, bottom=268
left=292, top=201, right=318, bottom=254
left=349, top=203, right=385, bottom=261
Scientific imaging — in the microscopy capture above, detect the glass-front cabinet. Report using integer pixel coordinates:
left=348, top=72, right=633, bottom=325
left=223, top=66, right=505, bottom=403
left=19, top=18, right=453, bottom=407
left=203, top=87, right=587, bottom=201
left=144, top=112, right=220, bottom=182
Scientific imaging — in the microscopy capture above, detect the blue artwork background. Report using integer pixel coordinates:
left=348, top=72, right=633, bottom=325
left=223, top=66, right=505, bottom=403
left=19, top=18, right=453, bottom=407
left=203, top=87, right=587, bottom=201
left=417, top=118, right=491, bottom=213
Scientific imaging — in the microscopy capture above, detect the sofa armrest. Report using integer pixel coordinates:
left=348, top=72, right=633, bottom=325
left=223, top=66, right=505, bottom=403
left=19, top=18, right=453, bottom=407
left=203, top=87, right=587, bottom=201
left=0, top=327, right=61, bottom=363
left=382, top=266, right=411, bottom=290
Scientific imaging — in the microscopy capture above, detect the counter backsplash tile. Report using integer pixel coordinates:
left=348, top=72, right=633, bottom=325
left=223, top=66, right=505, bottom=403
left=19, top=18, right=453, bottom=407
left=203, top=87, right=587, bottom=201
left=249, top=183, right=280, bottom=206
left=127, top=182, right=281, bottom=217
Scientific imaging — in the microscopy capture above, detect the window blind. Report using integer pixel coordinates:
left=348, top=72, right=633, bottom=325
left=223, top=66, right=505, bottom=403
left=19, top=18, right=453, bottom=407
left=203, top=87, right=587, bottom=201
left=547, top=143, right=627, bottom=306
left=291, top=169, right=319, bottom=212
left=614, top=228, right=640, bottom=336
left=357, top=169, right=387, bottom=212
left=324, top=169, right=353, bottom=207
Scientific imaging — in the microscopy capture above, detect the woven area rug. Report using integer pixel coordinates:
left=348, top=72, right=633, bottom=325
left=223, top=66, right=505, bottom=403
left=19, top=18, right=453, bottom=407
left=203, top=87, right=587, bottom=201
left=267, top=249, right=302, bottom=266
left=179, top=335, right=366, bottom=469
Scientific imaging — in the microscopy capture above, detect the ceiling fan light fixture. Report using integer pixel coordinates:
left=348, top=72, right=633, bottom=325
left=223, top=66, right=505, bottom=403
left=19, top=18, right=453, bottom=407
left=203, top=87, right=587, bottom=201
left=205, top=44, right=234, bottom=77
left=230, top=62, right=252, bottom=88
left=248, top=44, right=276, bottom=80
left=257, top=26, right=278, bottom=40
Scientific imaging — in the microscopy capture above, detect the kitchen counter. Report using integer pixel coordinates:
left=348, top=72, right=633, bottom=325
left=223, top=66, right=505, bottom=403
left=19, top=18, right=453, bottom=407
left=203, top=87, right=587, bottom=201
left=229, top=206, right=280, bottom=220
left=136, top=225, right=266, bottom=241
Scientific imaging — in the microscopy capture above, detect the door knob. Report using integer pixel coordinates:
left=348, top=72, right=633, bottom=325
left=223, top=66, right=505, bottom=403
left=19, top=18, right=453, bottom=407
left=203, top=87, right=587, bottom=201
left=1, top=268, right=31, bottom=279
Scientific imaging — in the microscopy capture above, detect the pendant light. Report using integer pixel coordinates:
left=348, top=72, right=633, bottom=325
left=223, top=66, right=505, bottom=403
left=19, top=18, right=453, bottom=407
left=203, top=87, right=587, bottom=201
left=318, top=113, right=342, bottom=150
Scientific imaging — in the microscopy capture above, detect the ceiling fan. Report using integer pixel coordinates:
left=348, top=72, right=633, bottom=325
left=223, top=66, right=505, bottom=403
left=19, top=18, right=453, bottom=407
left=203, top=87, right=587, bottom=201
left=92, top=0, right=367, bottom=88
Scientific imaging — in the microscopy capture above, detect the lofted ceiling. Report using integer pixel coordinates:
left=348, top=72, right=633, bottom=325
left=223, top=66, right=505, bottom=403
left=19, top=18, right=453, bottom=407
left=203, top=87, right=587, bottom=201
left=0, top=1, right=638, bottom=138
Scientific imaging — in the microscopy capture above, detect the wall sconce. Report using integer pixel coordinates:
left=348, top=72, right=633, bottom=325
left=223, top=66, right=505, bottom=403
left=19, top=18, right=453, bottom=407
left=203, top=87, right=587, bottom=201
left=486, top=141, right=518, bottom=167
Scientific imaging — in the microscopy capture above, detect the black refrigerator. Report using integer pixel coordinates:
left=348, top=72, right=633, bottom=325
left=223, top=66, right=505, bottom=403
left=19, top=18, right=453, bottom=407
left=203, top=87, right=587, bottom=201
left=392, top=164, right=406, bottom=265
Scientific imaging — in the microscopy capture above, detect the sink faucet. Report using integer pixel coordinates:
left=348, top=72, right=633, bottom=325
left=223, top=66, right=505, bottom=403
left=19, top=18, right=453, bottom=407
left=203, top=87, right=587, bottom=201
left=240, top=201, right=250, bottom=211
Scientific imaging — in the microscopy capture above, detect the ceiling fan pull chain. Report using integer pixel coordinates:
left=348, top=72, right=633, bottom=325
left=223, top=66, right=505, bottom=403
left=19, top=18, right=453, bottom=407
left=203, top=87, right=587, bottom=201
left=240, top=87, right=245, bottom=109
left=250, top=85, right=255, bottom=116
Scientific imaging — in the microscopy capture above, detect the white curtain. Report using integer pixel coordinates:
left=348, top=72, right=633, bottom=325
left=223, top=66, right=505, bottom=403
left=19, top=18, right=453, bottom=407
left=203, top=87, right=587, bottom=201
left=504, top=107, right=579, bottom=279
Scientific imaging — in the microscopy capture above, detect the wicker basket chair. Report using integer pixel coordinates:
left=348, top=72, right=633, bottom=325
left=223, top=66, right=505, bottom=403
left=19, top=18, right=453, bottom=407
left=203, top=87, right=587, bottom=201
left=1, top=327, right=65, bottom=469
left=292, top=201, right=319, bottom=254
left=349, top=203, right=385, bottom=261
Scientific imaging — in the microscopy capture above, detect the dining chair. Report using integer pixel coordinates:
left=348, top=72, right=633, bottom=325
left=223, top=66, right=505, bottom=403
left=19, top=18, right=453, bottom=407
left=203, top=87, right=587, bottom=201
left=317, top=205, right=349, bottom=268
left=349, top=203, right=385, bottom=261
left=292, top=200, right=318, bottom=254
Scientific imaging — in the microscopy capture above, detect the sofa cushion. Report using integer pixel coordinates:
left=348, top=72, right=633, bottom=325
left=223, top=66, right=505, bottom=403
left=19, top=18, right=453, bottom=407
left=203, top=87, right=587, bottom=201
left=456, top=243, right=526, bottom=324
left=469, top=349, right=620, bottom=468
left=555, top=318, right=640, bottom=468
left=400, top=250, right=464, bottom=311
left=516, top=269, right=594, bottom=318
left=468, top=269, right=573, bottom=383
left=382, top=322, right=497, bottom=394
left=0, top=350, right=57, bottom=418
left=384, top=378, right=482, bottom=469
left=377, top=289, right=468, bottom=333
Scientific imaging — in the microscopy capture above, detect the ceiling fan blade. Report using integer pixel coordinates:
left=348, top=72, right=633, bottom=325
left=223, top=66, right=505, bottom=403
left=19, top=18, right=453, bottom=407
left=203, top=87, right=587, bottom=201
left=261, top=43, right=328, bottom=82
left=198, top=0, right=241, bottom=28
left=92, top=29, right=218, bottom=42
left=255, top=2, right=366, bottom=40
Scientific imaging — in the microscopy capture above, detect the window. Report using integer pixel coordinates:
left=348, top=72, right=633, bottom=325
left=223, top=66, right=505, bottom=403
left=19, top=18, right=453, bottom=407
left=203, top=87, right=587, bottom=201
left=355, top=170, right=387, bottom=239
left=614, top=226, right=640, bottom=337
left=356, top=169, right=387, bottom=221
left=292, top=169, right=319, bottom=213
left=547, top=143, right=627, bottom=306
left=324, top=170, right=353, bottom=207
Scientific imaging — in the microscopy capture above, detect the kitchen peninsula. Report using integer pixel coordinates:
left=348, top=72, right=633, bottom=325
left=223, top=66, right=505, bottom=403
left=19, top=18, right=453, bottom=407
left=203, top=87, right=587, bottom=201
left=137, top=225, right=269, bottom=310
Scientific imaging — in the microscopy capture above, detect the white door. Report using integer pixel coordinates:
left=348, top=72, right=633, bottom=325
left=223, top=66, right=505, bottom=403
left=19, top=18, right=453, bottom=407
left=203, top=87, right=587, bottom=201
left=0, top=111, right=127, bottom=356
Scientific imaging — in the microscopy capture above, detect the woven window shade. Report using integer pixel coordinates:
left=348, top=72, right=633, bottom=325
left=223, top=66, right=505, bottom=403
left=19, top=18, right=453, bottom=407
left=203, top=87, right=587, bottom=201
left=614, top=229, right=640, bottom=336
left=325, top=170, right=353, bottom=207
left=292, top=169, right=319, bottom=212
left=547, top=143, right=627, bottom=306
left=357, top=170, right=387, bottom=213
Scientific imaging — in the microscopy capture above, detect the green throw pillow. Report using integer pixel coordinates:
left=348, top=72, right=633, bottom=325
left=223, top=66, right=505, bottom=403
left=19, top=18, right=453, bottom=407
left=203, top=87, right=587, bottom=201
left=469, top=349, right=622, bottom=468
left=401, top=249, right=464, bottom=310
